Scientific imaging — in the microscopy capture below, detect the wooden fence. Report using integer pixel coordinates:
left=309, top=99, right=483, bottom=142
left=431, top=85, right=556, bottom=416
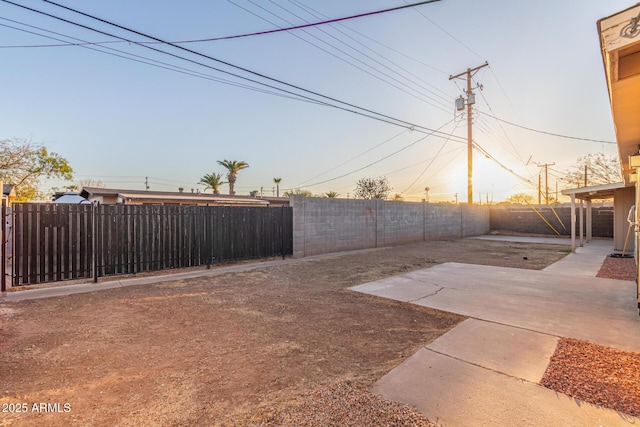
left=6, top=204, right=293, bottom=287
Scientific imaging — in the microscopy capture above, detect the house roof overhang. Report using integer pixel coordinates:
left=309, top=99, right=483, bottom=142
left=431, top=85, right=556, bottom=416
left=80, top=187, right=270, bottom=205
left=561, top=181, right=626, bottom=200
left=598, top=4, right=640, bottom=183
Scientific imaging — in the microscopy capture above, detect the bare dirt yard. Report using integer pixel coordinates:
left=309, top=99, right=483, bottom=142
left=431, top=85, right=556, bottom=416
left=0, top=239, right=570, bottom=426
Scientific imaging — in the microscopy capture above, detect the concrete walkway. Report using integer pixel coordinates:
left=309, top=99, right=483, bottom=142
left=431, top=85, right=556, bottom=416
left=352, top=237, right=640, bottom=426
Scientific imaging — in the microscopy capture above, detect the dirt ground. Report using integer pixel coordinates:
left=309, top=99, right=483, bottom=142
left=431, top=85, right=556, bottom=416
left=0, top=239, right=570, bottom=426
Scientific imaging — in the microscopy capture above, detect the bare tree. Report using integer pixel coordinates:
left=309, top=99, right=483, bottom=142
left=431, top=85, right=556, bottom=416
left=562, top=153, right=621, bottom=188
left=354, top=177, right=391, bottom=200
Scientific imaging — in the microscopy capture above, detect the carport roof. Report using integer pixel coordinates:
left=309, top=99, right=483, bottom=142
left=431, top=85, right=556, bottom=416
left=561, top=182, right=627, bottom=200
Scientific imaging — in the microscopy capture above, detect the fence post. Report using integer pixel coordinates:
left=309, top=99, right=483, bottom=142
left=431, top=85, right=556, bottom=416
left=281, top=205, right=285, bottom=260
left=1, top=198, right=6, bottom=292
left=92, top=202, right=98, bottom=283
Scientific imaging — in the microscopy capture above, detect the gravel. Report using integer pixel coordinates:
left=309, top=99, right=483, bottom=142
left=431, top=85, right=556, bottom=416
left=596, top=256, right=636, bottom=281
left=244, top=380, right=436, bottom=427
left=540, top=338, right=640, bottom=417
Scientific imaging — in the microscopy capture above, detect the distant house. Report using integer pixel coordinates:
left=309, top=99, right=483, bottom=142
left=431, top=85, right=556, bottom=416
left=79, top=187, right=290, bottom=207
left=2, top=184, right=16, bottom=206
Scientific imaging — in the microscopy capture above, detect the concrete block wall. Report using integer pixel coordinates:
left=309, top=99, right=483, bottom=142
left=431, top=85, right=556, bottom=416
left=291, top=196, right=490, bottom=257
left=377, top=200, right=425, bottom=247
left=462, top=204, right=492, bottom=237
left=489, top=205, right=613, bottom=237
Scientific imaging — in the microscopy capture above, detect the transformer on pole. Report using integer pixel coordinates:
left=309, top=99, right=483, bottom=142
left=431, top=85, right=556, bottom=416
left=449, top=62, right=489, bottom=205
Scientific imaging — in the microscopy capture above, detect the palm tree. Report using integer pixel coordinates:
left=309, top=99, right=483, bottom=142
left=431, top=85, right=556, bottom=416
left=273, top=177, right=282, bottom=198
left=217, top=160, right=249, bottom=196
left=325, top=191, right=339, bottom=198
left=198, top=173, right=226, bottom=195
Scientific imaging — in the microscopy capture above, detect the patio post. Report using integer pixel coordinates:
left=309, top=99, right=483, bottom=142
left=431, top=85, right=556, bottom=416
left=586, top=199, right=592, bottom=243
left=579, top=198, right=584, bottom=247
left=570, top=194, right=576, bottom=252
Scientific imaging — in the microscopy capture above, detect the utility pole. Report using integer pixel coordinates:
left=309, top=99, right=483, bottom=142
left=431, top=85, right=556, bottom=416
left=538, top=174, right=542, bottom=205
left=145, top=176, right=150, bottom=191
left=450, top=62, right=489, bottom=205
left=584, top=165, right=588, bottom=187
left=535, top=162, right=555, bottom=204
left=454, top=193, right=458, bottom=204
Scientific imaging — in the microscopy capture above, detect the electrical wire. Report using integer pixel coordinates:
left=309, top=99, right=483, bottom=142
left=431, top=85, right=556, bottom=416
left=273, top=0, right=451, bottom=106
left=472, top=142, right=534, bottom=186
left=474, top=80, right=527, bottom=165
left=0, top=18, right=328, bottom=105
left=6, top=0, right=464, bottom=141
left=295, top=118, right=457, bottom=189
left=0, top=0, right=441, bottom=48
left=228, top=0, right=451, bottom=113
left=285, top=0, right=452, bottom=102
left=476, top=110, right=617, bottom=144
left=292, top=128, right=411, bottom=188
left=401, top=117, right=462, bottom=194
left=403, top=0, right=485, bottom=61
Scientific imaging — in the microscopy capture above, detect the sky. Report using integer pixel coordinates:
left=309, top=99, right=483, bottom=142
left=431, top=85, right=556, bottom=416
left=0, top=0, right=634, bottom=202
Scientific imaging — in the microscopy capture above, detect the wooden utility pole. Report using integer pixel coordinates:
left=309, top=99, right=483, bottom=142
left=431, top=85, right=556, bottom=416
left=536, top=162, right=555, bottom=204
left=449, top=62, right=489, bottom=205
left=538, top=175, right=542, bottom=204
left=545, top=163, right=554, bottom=203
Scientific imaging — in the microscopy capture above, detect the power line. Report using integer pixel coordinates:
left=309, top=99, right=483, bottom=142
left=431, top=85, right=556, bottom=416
left=292, top=128, right=411, bottom=188
left=382, top=145, right=464, bottom=177
left=294, top=118, right=457, bottom=189
left=198, top=0, right=442, bottom=43
left=7, top=0, right=461, bottom=139
left=267, top=0, right=451, bottom=109
left=473, top=142, right=534, bottom=186
left=0, top=0, right=441, bottom=48
left=404, top=0, right=485, bottom=61
left=0, top=18, right=326, bottom=104
left=476, top=110, right=617, bottom=144
left=474, top=81, right=526, bottom=165
left=228, top=0, right=451, bottom=112
left=284, top=0, right=450, bottom=103
left=401, top=117, right=463, bottom=194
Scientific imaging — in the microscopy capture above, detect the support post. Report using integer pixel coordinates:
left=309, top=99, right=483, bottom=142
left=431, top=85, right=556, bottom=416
left=586, top=199, right=592, bottom=243
left=1, top=197, right=6, bottom=292
left=579, top=199, right=584, bottom=248
left=636, top=181, right=640, bottom=312
left=570, top=194, right=576, bottom=253
left=92, top=202, right=98, bottom=283
left=281, top=205, right=286, bottom=260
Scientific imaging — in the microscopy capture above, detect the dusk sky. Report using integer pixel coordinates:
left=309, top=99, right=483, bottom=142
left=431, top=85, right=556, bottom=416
left=0, top=0, right=633, bottom=202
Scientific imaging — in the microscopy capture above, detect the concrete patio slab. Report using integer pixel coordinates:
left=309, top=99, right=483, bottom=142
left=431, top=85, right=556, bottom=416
left=374, top=348, right=637, bottom=427
left=357, top=238, right=640, bottom=426
left=348, top=276, right=441, bottom=302
left=353, top=262, right=640, bottom=351
left=471, top=235, right=573, bottom=246
left=426, top=318, right=559, bottom=383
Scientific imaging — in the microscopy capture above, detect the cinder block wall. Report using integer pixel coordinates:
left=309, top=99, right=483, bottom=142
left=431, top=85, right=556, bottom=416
left=291, top=196, right=490, bottom=257
left=489, top=205, right=613, bottom=237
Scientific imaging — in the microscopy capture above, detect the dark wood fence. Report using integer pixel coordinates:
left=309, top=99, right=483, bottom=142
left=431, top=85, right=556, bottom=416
left=9, top=204, right=292, bottom=286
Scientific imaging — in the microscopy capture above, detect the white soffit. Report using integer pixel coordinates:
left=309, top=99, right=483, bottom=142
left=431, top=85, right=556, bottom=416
left=601, top=4, right=640, bottom=53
